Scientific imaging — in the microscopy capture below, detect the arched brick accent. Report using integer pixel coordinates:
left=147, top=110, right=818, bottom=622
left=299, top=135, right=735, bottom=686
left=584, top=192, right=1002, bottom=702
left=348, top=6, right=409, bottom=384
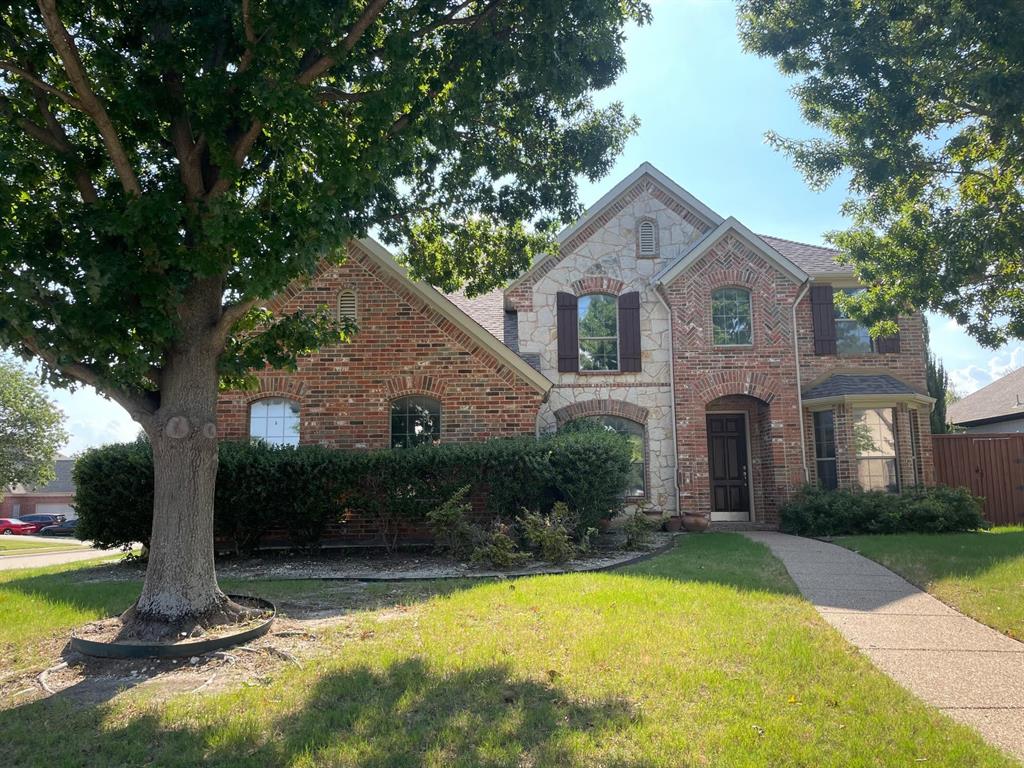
left=694, top=370, right=781, bottom=406
left=243, top=376, right=308, bottom=404
left=554, top=398, right=649, bottom=427
left=383, top=374, right=447, bottom=400
left=572, top=276, right=626, bottom=296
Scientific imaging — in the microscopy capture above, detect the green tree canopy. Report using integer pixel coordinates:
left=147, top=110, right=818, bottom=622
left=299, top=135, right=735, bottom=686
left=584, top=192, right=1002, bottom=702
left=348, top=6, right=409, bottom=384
left=0, top=357, right=67, bottom=494
left=738, top=0, right=1024, bottom=346
left=0, top=0, right=646, bottom=636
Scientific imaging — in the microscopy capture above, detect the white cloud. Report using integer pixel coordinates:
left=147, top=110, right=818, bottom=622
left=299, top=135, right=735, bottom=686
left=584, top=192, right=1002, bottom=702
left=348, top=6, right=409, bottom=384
left=950, top=345, right=1024, bottom=396
left=46, top=384, right=139, bottom=455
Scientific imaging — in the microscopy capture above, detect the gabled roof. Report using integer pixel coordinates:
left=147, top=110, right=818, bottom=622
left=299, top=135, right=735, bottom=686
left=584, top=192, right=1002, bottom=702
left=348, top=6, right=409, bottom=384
left=655, top=217, right=809, bottom=286
left=505, top=162, right=723, bottom=294
left=8, top=457, right=76, bottom=495
left=947, top=366, right=1024, bottom=425
left=759, top=235, right=851, bottom=276
left=355, top=239, right=552, bottom=395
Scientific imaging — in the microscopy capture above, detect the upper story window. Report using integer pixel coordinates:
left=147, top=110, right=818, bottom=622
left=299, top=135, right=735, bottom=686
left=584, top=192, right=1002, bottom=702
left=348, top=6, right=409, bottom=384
left=835, top=288, right=873, bottom=355
left=250, top=398, right=300, bottom=446
left=390, top=396, right=441, bottom=448
left=337, top=290, right=357, bottom=323
left=578, top=294, right=619, bottom=371
left=712, top=288, right=753, bottom=346
left=637, top=220, right=658, bottom=257
left=853, top=407, right=898, bottom=492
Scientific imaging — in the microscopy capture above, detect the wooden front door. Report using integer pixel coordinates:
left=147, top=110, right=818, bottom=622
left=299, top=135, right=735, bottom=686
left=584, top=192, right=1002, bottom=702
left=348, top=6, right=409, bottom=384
left=707, top=414, right=751, bottom=521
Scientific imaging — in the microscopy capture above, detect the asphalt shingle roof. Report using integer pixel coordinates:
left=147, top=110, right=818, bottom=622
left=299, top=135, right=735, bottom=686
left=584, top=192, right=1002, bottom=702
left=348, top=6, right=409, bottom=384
left=947, top=366, right=1024, bottom=425
left=759, top=235, right=851, bottom=276
left=8, top=457, right=76, bottom=495
left=803, top=374, right=916, bottom=401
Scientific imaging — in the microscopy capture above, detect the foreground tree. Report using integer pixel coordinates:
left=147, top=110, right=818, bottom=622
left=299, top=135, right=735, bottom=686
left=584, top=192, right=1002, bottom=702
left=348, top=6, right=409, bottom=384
left=0, top=0, right=645, bottom=638
left=738, top=0, right=1024, bottom=346
left=0, top=357, right=67, bottom=494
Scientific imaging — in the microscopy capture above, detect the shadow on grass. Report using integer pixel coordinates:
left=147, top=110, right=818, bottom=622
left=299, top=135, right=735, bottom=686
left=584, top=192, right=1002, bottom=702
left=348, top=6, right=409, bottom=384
left=1, top=658, right=648, bottom=768
left=837, top=527, right=1024, bottom=581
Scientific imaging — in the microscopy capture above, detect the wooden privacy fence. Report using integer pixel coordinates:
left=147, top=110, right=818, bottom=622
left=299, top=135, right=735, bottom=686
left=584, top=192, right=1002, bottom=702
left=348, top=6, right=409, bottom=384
left=932, top=433, right=1024, bottom=526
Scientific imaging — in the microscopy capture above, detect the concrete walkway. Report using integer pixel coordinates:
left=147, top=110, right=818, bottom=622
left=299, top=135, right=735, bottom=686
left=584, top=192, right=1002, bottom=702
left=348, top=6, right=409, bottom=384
left=744, top=531, right=1024, bottom=762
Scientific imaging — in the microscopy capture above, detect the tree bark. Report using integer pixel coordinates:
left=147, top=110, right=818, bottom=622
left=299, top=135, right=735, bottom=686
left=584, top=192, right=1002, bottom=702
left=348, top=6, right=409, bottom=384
left=119, top=285, right=253, bottom=641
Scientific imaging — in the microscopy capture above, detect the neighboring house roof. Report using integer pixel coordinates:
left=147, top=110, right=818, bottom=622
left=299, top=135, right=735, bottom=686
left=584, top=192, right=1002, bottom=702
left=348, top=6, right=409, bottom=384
left=8, top=457, right=76, bottom=496
left=802, top=373, right=934, bottom=407
left=759, top=235, right=852, bottom=276
left=356, top=238, right=552, bottom=395
left=947, top=366, right=1024, bottom=425
left=655, top=217, right=809, bottom=286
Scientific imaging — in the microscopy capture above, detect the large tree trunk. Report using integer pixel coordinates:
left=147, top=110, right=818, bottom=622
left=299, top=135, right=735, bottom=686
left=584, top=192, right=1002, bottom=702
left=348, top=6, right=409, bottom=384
left=119, top=287, right=254, bottom=641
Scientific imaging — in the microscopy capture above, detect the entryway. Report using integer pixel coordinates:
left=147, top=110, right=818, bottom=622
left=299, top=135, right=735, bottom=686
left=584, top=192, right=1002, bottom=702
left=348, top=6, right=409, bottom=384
left=706, top=413, right=752, bottom=522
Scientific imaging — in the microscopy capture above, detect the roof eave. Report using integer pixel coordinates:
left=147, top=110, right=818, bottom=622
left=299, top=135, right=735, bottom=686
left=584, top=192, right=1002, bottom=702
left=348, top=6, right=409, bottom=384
left=802, top=393, right=936, bottom=410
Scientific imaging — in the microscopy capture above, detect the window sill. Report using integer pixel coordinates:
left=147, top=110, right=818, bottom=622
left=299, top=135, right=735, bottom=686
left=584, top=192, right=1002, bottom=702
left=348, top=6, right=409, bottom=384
left=712, top=344, right=754, bottom=351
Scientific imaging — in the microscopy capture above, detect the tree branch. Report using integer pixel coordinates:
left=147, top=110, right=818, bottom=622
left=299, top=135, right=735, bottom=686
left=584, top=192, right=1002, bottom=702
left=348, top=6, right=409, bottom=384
left=214, top=296, right=260, bottom=346
left=0, top=59, right=82, bottom=109
left=35, top=0, right=143, bottom=196
left=238, top=0, right=258, bottom=74
left=296, top=0, right=391, bottom=86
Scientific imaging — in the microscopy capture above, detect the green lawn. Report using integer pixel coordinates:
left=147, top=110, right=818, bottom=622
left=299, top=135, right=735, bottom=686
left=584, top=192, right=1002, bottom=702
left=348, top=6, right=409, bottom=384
left=0, top=534, right=1015, bottom=767
left=838, top=526, right=1024, bottom=640
left=0, top=537, right=84, bottom=555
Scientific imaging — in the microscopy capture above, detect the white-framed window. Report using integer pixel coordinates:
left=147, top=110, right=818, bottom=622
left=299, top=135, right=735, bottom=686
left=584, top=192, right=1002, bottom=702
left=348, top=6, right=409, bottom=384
left=578, top=293, right=619, bottom=371
left=835, top=288, right=873, bottom=355
left=338, top=290, right=357, bottom=323
left=909, top=409, right=922, bottom=486
left=853, top=407, right=898, bottom=492
left=249, top=398, right=300, bottom=446
left=813, top=410, right=838, bottom=490
left=637, top=220, right=657, bottom=256
left=712, top=287, right=753, bottom=346
left=391, top=396, right=441, bottom=448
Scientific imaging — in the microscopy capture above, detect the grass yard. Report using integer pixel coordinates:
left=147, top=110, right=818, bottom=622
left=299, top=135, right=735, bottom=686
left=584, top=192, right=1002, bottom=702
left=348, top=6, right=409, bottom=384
left=0, top=534, right=1016, bottom=767
left=0, top=537, right=85, bottom=555
left=838, top=526, right=1024, bottom=640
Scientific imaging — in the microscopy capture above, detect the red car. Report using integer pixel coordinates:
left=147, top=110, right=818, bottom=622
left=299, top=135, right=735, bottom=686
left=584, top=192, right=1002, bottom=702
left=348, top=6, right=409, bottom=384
left=0, top=518, right=42, bottom=535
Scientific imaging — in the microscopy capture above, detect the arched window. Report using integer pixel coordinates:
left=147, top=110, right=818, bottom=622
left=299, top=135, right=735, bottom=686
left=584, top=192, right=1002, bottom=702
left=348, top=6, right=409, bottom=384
left=337, top=290, right=357, bottom=323
left=567, top=415, right=646, bottom=497
left=390, top=396, right=441, bottom=448
left=712, top=287, right=753, bottom=346
left=249, top=398, right=300, bottom=446
left=637, top=219, right=657, bottom=257
left=578, top=293, right=619, bottom=371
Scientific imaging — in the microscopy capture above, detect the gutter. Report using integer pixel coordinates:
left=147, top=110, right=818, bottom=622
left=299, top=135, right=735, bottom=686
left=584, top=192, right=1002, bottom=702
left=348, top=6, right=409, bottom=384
left=793, top=280, right=812, bottom=483
left=655, top=285, right=682, bottom=514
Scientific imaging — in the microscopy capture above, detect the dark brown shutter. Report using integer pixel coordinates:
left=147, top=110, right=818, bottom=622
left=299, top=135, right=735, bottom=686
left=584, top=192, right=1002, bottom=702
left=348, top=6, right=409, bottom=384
left=618, top=291, right=642, bottom=372
left=874, top=330, right=902, bottom=353
left=556, top=292, right=579, bottom=372
left=810, top=285, right=837, bottom=355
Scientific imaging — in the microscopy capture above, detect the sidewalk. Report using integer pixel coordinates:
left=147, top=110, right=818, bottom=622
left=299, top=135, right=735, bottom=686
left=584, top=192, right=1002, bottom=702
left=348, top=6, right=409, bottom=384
left=744, top=531, right=1024, bottom=762
left=0, top=546, right=121, bottom=571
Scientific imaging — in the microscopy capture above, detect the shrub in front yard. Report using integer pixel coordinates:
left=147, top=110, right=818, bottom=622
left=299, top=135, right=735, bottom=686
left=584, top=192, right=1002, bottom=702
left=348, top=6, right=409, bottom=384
left=74, top=430, right=633, bottom=553
left=780, top=485, right=987, bottom=537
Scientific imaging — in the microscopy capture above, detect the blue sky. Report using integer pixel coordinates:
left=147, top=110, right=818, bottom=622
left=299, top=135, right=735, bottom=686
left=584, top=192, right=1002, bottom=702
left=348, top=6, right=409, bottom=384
left=33, top=0, right=1024, bottom=454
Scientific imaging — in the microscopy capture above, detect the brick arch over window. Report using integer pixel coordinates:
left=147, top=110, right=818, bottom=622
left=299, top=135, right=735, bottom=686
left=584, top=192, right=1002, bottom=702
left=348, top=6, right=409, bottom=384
left=571, top=276, right=626, bottom=296
left=383, top=374, right=447, bottom=400
left=695, top=370, right=782, bottom=406
left=242, top=376, right=308, bottom=404
left=553, top=398, right=650, bottom=427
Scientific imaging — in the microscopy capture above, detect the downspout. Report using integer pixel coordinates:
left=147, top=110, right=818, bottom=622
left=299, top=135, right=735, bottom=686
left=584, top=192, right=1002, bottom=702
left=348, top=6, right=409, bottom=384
left=793, top=280, right=812, bottom=483
left=655, top=285, right=682, bottom=514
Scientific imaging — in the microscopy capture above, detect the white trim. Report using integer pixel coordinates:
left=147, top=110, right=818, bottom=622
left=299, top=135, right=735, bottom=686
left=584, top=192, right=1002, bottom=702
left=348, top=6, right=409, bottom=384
left=802, top=393, right=936, bottom=410
left=655, top=217, right=810, bottom=287
left=505, top=162, right=724, bottom=293
left=706, top=410, right=755, bottom=523
left=354, top=238, right=553, bottom=395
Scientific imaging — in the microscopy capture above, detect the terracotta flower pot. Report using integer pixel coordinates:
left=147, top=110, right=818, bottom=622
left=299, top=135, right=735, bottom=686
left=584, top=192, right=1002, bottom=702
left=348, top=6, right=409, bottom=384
left=682, top=513, right=709, bottom=533
left=597, top=518, right=613, bottom=533
left=664, top=516, right=683, bottom=533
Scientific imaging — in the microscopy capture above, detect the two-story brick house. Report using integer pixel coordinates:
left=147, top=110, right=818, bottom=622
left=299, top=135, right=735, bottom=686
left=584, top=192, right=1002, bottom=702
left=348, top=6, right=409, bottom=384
left=218, top=163, right=934, bottom=528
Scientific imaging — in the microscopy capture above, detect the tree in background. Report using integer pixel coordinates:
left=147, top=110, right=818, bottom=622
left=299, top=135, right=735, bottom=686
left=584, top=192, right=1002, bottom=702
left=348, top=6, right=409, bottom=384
left=921, top=318, right=957, bottom=434
left=0, top=0, right=646, bottom=638
left=739, top=1, right=1024, bottom=347
left=0, top=358, right=67, bottom=495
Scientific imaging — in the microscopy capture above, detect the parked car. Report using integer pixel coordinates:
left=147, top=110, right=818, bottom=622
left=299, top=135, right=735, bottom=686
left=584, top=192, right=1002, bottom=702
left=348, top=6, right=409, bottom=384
left=18, top=513, right=67, bottom=528
left=0, top=518, right=42, bottom=535
left=38, top=519, right=79, bottom=537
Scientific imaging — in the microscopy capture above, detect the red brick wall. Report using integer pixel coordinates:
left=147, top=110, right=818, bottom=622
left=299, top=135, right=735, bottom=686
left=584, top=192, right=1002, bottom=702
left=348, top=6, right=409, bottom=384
left=662, top=234, right=806, bottom=524
left=217, top=243, right=547, bottom=451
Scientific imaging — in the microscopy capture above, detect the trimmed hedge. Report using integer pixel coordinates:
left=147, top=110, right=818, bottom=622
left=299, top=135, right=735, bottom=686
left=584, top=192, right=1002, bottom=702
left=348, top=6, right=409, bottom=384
left=73, top=430, right=633, bottom=553
left=779, top=485, right=988, bottom=537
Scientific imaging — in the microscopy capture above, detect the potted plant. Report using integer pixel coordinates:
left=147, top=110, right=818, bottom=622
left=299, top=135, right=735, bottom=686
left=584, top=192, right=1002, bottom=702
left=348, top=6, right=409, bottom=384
left=682, top=511, right=709, bottom=533
left=663, top=516, right=683, bottom=532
